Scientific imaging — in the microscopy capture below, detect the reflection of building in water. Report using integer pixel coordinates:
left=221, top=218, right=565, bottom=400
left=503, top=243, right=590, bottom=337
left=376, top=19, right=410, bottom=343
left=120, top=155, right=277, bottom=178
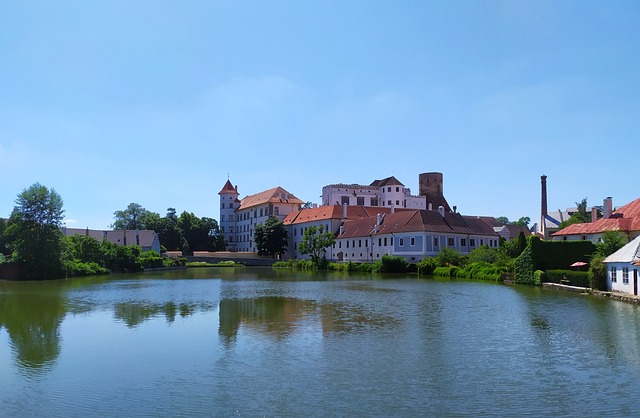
left=218, top=296, right=398, bottom=344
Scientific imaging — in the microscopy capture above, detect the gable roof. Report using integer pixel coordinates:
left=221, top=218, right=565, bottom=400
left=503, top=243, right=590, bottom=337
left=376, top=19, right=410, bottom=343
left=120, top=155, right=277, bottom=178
left=283, top=205, right=407, bottom=225
left=604, top=235, right=640, bottom=264
left=218, top=180, right=238, bottom=195
left=369, top=176, right=404, bottom=188
left=553, top=197, right=640, bottom=237
left=337, top=210, right=499, bottom=239
left=238, top=186, right=304, bottom=210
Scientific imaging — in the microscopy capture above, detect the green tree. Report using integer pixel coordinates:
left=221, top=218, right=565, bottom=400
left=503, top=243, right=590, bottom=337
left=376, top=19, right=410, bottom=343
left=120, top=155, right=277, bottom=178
left=148, top=208, right=187, bottom=251
left=496, top=216, right=510, bottom=225
left=513, top=217, right=531, bottom=228
left=298, top=225, right=336, bottom=267
left=6, top=183, right=66, bottom=279
left=595, top=230, right=627, bottom=257
left=112, top=203, right=158, bottom=230
left=254, top=216, right=288, bottom=257
left=0, top=217, right=9, bottom=257
left=437, top=247, right=464, bottom=267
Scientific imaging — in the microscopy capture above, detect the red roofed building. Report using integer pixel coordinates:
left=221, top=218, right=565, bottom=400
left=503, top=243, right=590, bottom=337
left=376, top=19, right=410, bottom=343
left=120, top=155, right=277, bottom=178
left=218, top=179, right=304, bottom=253
left=552, top=197, right=640, bottom=242
left=334, top=207, right=499, bottom=263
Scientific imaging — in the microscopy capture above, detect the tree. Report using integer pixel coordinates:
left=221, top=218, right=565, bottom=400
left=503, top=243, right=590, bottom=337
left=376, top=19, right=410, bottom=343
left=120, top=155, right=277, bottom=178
left=112, top=203, right=157, bottom=230
left=253, top=216, right=288, bottom=257
left=436, top=247, right=463, bottom=267
left=559, top=198, right=592, bottom=229
left=596, top=230, right=627, bottom=257
left=6, top=183, right=66, bottom=279
left=298, top=225, right=336, bottom=267
left=513, top=217, right=530, bottom=228
left=147, top=208, right=187, bottom=251
left=0, top=218, right=9, bottom=257
left=496, top=216, right=510, bottom=225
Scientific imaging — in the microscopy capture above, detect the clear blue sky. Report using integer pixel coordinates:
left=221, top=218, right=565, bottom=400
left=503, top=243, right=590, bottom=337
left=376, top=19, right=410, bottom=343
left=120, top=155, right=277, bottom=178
left=1, top=1, right=639, bottom=230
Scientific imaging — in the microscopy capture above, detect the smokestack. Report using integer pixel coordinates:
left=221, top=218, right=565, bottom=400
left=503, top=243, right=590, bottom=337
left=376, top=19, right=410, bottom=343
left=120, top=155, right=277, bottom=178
left=604, top=197, right=613, bottom=219
left=591, top=207, right=598, bottom=223
left=541, top=175, right=548, bottom=217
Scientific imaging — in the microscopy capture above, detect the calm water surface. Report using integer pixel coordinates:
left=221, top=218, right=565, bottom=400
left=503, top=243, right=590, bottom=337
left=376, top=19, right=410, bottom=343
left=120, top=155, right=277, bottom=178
left=2, top=267, right=640, bottom=417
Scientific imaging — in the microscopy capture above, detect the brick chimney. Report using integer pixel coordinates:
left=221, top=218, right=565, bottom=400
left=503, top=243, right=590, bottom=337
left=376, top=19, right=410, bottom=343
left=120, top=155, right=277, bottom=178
left=541, top=175, right=548, bottom=218
left=591, top=207, right=598, bottom=222
left=603, top=197, right=613, bottom=219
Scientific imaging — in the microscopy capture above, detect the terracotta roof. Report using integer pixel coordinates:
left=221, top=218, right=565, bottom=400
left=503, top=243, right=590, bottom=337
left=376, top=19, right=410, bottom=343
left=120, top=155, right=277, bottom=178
left=369, top=176, right=404, bottom=188
left=218, top=180, right=238, bottom=195
left=283, top=205, right=406, bottom=225
left=553, top=197, right=640, bottom=236
left=238, top=186, right=304, bottom=210
left=337, top=210, right=498, bottom=239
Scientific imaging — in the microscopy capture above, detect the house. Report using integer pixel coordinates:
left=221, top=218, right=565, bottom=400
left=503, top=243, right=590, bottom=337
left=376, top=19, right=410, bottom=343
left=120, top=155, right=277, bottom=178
left=334, top=207, right=500, bottom=263
left=604, top=235, right=640, bottom=295
left=474, top=216, right=531, bottom=241
left=61, top=227, right=162, bottom=254
left=552, top=197, right=640, bottom=243
left=218, top=180, right=304, bottom=253
left=283, top=205, right=406, bottom=260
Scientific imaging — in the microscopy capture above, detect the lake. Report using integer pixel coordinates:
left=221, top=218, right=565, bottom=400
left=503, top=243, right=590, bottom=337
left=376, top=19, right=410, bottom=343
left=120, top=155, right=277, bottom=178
left=2, top=267, right=640, bottom=417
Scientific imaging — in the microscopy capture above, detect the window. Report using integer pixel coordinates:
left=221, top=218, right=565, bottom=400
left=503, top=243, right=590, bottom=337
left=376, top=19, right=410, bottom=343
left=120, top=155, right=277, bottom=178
left=341, top=196, right=350, bottom=205
left=229, top=215, right=233, bottom=222
left=388, top=200, right=392, bottom=206
left=461, top=238, right=466, bottom=247
left=379, top=238, right=382, bottom=247
left=339, top=241, right=342, bottom=249
left=399, top=238, right=404, bottom=247
left=294, top=229, right=297, bottom=237
left=470, top=238, right=475, bottom=247
left=274, top=207, right=279, bottom=215
left=357, top=197, right=365, bottom=206
left=396, top=187, right=400, bottom=192
left=221, top=203, right=225, bottom=209
left=229, top=227, right=233, bottom=233
left=384, top=238, right=388, bottom=246
left=358, top=239, right=362, bottom=247
left=260, top=208, right=263, bottom=217
left=611, top=267, right=617, bottom=283
left=387, top=187, right=391, bottom=192
left=347, top=241, right=349, bottom=248
left=448, top=237, right=455, bottom=247
left=396, top=200, right=400, bottom=206
left=221, top=215, right=225, bottom=222
left=623, top=268, right=629, bottom=284
left=371, top=198, right=378, bottom=206
left=434, top=237, right=439, bottom=247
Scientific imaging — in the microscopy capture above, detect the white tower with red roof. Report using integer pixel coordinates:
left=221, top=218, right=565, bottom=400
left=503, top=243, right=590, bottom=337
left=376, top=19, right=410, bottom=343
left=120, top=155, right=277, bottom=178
left=218, top=179, right=240, bottom=251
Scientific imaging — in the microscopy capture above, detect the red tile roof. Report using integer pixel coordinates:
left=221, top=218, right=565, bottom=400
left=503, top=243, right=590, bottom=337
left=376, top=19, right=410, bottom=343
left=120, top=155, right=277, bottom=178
left=218, top=180, right=238, bottom=195
left=553, top=197, right=640, bottom=236
left=283, top=205, right=407, bottom=225
left=337, top=210, right=498, bottom=239
left=238, top=186, right=304, bottom=210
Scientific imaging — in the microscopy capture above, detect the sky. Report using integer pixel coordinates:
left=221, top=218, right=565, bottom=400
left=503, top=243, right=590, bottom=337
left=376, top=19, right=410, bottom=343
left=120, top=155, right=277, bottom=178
left=1, top=1, right=639, bottom=230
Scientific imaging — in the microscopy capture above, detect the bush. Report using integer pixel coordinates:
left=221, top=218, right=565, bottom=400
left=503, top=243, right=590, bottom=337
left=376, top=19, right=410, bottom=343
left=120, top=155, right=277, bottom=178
left=589, top=255, right=607, bottom=290
left=454, top=262, right=506, bottom=282
left=380, top=255, right=408, bottom=273
left=545, top=269, right=590, bottom=287
left=433, top=266, right=460, bottom=277
left=533, top=270, right=545, bottom=286
left=417, top=257, right=437, bottom=275
left=273, top=259, right=316, bottom=270
left=139, top=250, right=163, bottom=269
left=64, top=260, right=110, bottom=277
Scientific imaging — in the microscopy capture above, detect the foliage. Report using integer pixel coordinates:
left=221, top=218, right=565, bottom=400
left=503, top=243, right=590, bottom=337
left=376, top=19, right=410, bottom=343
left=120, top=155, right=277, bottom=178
left=595, top=230, right=627, bottom=257
left=589, top=254, right=608, bottom=290
left=417, top=257, right=438, bottom=275
left=437, top=247, right=464, bottom=267
left=514, top=236, right=596, bottom=285
left=112, top=202, right=157, bottom=230
left=253, top=216, right=288, bottom=257
left=468, top=245, right=498, bottom=264
left=496, top=216, right=530, bottom=228
left=273, top=259, right=316, bottom=270
left=177, top=211, right=225, bottom=252
left=0, top=218, right=9, bottom=256
left=453, top=262, right=507, bottom=282
left=138, top=250, right=164, bottom=269
left=380, top=255, right=408, bottom=273
left=146, top=208, right=187, bottom=251
left=64, top=260, right=110, bottom=277
left=558, top=197, right=599, bottom=229
left=433, top=266, right=460, bottom=277
left=298, top=226, right=336, bottom=268
left=545, top=269, right=590, bottom=287
left=6, top=183, right=66, bottom=280
left=533, top=270, right=545, bottom=286
left=186, top=260, right=243, bottom=267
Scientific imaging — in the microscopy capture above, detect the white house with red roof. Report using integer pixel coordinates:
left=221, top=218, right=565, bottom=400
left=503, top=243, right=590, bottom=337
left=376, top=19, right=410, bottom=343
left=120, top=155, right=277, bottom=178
left=552, top=197, right=640, bottom=243
left=334, top=207, right=499, bottom=263
left=218, top=180, right=304, bottom=253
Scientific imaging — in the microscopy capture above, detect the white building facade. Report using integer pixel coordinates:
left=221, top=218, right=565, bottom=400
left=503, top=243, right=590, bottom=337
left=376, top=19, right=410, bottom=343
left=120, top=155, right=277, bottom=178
left=321, top=176, right=426, bottom=211
left=604, top=235, right=640, bottom=296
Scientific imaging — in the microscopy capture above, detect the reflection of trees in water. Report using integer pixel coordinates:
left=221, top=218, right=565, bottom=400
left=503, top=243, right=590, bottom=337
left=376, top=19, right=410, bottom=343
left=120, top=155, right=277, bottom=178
left=113, top=301, right=206, bottom=328
left=0, top=289, right=66, bottom=374
left=219, top=296, right=399, bottom=344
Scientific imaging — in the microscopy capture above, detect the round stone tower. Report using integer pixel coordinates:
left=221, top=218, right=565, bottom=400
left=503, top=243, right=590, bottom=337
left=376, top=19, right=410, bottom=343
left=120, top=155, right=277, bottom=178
left=418, top=172, right=451, bottom=212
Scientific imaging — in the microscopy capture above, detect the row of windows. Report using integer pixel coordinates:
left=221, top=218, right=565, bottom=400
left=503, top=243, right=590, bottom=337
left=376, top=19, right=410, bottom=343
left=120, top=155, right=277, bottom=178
left=334, top=236, right=497, bottom=250
left=611, top=267, right=630, bottom=284
left=294, top=225, right=329, bottom=237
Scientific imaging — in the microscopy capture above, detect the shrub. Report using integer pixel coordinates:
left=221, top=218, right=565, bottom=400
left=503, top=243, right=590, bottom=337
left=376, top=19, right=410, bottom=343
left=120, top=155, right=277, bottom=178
left=433, top=266, right=459, bottom=277
left=417, top=257, right=437, bottom=275
left=533, top=270, right=545, bottom=286
left=380, top=255, right=408, bottom=273
left=545, top=269, right=590, bottom=287
left=64, top=260, right=110, bottom=277
left=589, top=255, right=607, bottom=290
left=273, top=259, right=316, bottom=270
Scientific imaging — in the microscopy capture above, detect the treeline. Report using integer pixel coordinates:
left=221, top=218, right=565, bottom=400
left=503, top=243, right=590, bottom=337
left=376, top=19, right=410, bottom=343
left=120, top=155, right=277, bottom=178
left=112, top=203, right=225, bottom=253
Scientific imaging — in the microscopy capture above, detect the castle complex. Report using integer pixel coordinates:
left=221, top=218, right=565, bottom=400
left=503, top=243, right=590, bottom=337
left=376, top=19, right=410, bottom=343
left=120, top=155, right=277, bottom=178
left=219, top=172, right=504, bottom=262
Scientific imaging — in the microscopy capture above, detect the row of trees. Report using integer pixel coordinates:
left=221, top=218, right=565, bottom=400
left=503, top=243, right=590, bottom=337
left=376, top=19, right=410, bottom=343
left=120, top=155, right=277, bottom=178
left=111, top=203, right=225, bottom=252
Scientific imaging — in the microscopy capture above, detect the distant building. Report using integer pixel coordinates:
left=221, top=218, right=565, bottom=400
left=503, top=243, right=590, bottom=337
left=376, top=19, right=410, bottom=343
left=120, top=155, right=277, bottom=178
left=61, top=227, right=161, bottom=254
left=218, top=180, right=304, bottom=253
left=553, top=197, right=640, bottom=243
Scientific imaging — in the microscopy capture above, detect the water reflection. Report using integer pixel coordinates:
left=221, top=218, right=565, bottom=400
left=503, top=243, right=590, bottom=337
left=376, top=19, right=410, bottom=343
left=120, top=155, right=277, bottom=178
left=113, top=302, right=200, bottom=327
left=0, top=284, right=66, bottom=373
left=219, top=296, right=400, bottom=344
